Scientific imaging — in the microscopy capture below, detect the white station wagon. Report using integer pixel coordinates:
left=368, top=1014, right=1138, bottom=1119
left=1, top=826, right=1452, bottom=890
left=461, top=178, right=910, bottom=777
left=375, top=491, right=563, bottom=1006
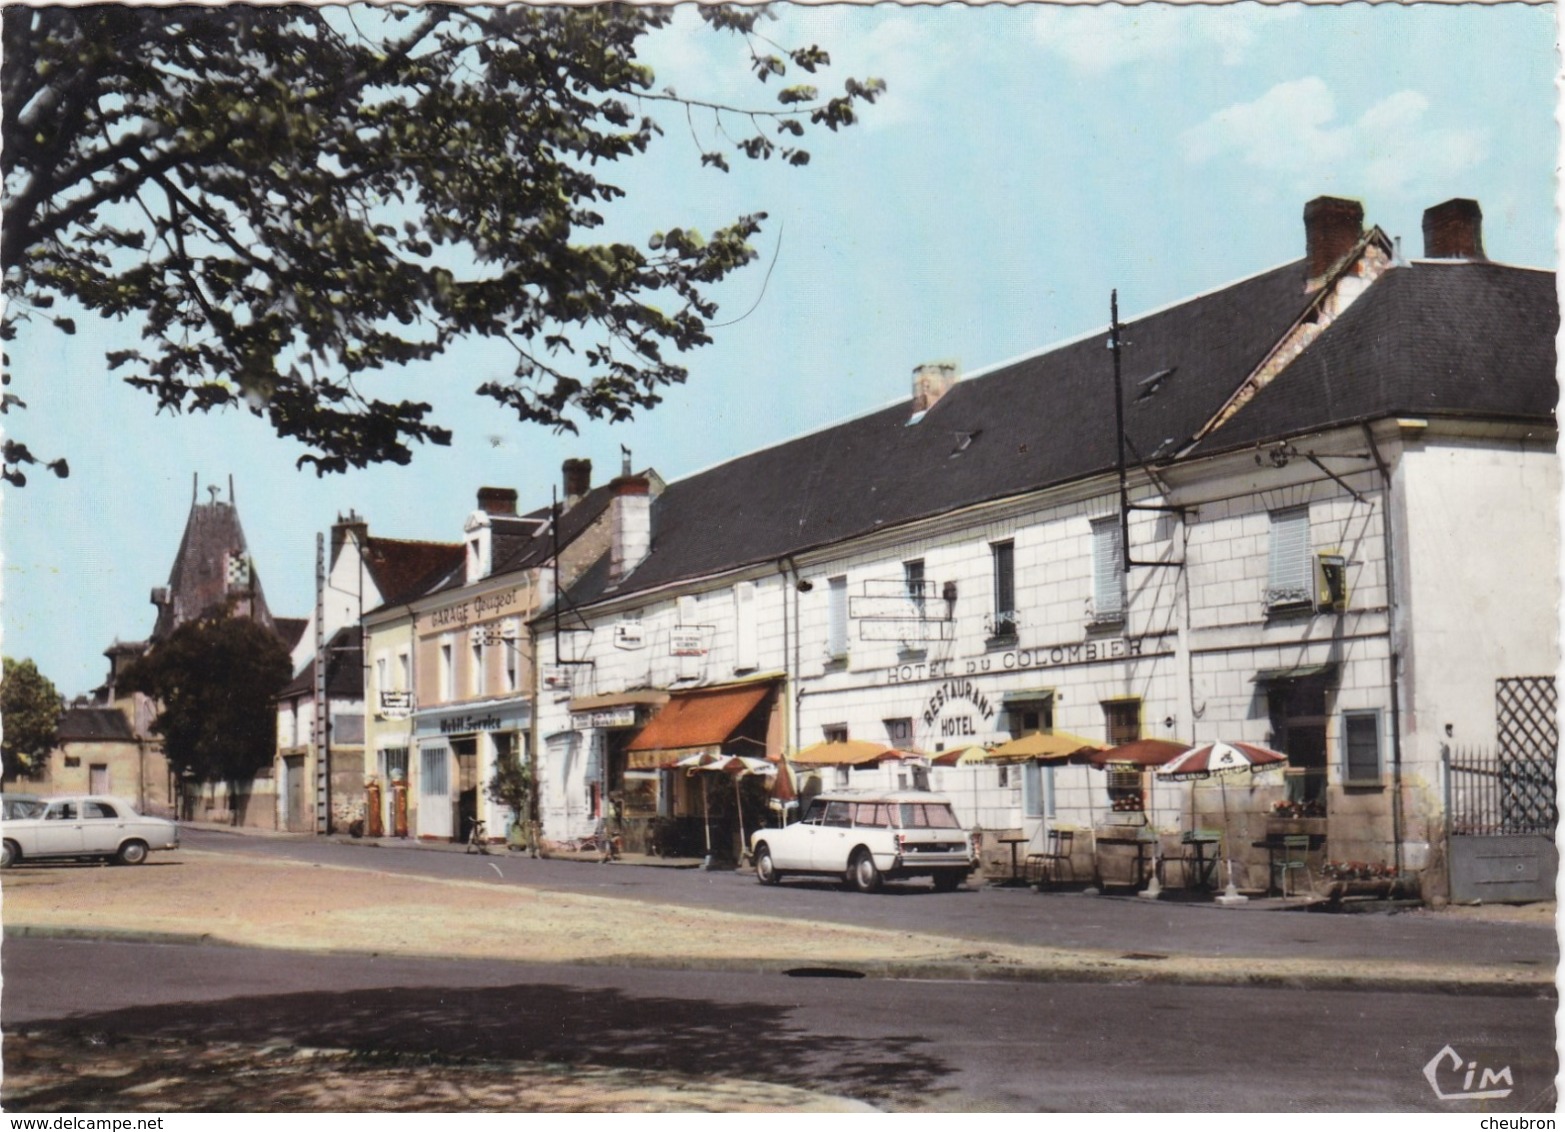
left=1, top=795, right=180, bottom=868
left=750, top=790, right=978, bottom=893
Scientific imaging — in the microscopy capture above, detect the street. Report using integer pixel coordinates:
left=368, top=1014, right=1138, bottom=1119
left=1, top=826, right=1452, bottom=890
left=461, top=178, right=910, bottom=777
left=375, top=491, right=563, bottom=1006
left=3, top=935, right=1556, bottom=1112
left=1, top=834, right=1557, bottom=1112
left=183, top=827, right=1558, bottom=971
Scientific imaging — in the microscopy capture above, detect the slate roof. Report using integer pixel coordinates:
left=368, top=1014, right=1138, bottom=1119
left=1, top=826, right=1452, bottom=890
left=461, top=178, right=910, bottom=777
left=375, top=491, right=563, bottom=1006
left=559, top=255, right=1555, bottom=609
left=152, top=493, right=274, bottom=640
left=274, top=618, right=309, bottom=653
left=1190, top=261, right=1559, bottom=454
left=57, top=706, right=134, bottom=743
left=279, top=626, right=363, bottom=701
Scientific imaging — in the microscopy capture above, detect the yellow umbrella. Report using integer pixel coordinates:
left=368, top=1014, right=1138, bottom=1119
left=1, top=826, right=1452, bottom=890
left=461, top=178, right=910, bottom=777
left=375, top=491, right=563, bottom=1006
left=791, top=739, right=897, bottom=766
left=985, top=730, right=1105, bottom=763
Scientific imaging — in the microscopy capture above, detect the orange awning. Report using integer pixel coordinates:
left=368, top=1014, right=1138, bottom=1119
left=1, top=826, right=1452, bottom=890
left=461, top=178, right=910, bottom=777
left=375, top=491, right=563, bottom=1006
left=625, top=683, right=772, bottom=757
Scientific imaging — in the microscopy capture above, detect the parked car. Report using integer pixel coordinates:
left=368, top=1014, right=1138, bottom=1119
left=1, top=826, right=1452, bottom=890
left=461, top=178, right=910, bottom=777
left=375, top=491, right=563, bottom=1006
left=1, top=795, right=179, bottom=868
left=1, top=793, right=44, bottom=821
left=750, top=790, right=978, bottom=893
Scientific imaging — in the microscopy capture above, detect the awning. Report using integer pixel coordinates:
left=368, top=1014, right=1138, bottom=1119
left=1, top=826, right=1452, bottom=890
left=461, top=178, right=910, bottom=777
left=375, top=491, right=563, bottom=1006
left=1252, top=663, right=1338, bottom=684
left=624, top=683, right=773, bottom=767
left=1001, top=689, right=1056, bottom=704
left=792, top=739, right=899, bottom=766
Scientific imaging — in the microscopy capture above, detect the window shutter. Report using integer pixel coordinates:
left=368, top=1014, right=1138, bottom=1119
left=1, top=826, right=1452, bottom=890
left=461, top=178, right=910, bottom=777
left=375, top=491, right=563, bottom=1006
left=1267, top=509, right=1312, bottom=604
left=734, top=581, right=757, bottom=671
left=827, top=576, right=848, bottom=657
left=1092, top=519, right=1125, bottom=616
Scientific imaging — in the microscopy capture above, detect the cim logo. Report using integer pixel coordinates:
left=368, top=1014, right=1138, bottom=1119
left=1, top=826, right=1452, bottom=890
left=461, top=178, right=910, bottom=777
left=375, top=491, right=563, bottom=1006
left=1424, top=1045, right=1515, bottom=1101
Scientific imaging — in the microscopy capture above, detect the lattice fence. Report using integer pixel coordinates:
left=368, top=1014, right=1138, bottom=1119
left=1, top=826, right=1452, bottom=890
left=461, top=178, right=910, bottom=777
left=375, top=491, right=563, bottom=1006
left=1446, top=676, right=1558, bottom=836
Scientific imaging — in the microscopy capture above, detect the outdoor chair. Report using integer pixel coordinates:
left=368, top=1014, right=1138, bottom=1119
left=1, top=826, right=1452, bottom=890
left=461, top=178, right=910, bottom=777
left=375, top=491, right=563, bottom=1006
left=1271, top=833, right=1312, bottom=896
left=1025, top=828, right=1075, bottom=889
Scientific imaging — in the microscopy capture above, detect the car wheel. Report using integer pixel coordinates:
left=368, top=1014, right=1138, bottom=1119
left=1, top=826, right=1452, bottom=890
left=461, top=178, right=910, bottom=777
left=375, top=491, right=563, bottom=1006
left=931, top=869, right=964, bottom=892
left=754, top=843, right=782, bottom=886
left=0, top=840, right=16, bottom=869
left=849, top=849, right=882, bottom=894
left=115, top=840, right=149, bottom=866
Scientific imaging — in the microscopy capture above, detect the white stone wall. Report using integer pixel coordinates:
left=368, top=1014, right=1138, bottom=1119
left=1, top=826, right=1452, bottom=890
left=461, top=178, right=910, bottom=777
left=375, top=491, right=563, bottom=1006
left=1397, top=434, right=1560, bottom=773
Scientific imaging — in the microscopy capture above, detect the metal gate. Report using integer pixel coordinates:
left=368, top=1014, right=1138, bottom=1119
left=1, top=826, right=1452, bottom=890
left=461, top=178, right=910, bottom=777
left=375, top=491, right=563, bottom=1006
left=1444, top=677, right=1558, bottom=903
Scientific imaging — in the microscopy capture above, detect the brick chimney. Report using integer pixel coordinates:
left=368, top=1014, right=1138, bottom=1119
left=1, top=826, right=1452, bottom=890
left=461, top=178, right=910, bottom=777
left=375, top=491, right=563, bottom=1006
left=476, top=486, right=518, bottom=516
left=1422, top=198, right=1485, bottom=260
left=1304, top=196, right=1365, bottom=289
left=609, top=473, right=651, bottom=584
left=910, top=362, right=959, bottom=418
left=562, top=458, right=592, bottom=508
left=330, top=509, right=369, bottom=560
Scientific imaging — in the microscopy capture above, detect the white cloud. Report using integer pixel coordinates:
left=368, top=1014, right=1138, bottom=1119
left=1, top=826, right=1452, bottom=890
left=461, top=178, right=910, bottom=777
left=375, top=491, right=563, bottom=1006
left=1030, top=3, right=1299, bottom=72
left=1180, top=77, right=1488, bottom=195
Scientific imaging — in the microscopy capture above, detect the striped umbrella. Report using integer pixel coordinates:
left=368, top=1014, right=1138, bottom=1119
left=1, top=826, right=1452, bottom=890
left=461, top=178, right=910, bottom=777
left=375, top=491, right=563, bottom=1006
left=1156, top=741, right=1289, bottom=902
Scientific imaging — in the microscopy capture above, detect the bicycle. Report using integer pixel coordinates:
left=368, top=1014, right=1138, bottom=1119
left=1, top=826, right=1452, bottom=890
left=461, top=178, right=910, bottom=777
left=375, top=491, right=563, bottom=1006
left=465, top=816, right=491, bottom=855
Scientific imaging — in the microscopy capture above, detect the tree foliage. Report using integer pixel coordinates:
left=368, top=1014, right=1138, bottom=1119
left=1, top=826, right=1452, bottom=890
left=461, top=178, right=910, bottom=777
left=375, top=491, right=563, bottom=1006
left=1, top=657, right=62, bottom=780
left=3, top=4, right=882, bottom=475
left=120, top=615, right=293, bottom=788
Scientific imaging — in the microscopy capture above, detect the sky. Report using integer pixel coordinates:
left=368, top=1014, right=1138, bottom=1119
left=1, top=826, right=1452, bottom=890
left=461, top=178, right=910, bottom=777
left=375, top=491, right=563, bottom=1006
left=4, top=1, right=1559, bottom=698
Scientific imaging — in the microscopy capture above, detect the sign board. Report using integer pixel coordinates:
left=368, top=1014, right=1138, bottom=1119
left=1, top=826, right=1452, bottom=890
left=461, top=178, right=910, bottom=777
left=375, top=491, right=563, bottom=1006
left=670, top=627, right=706, bottom=657
left=858, top=619, right=956, bottom=642
left=613, top=621, right=646, bottom=649
left=378, top=691, right=413, bottom=720
left=542, top=665, right=576, bottom=691
left=570, top=707, right=640, bottom=730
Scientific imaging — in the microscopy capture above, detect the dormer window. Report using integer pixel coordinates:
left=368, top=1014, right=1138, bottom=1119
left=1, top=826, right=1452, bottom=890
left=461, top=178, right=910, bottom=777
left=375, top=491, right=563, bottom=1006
left=464, top=512, right=493, bottom=584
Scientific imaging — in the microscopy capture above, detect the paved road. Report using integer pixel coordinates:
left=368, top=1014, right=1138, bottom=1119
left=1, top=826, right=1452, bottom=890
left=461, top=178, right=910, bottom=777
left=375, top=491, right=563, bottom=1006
left=3, top=936, right=1554, bottom=1112
left=183, top=828, right=1558, bottom=970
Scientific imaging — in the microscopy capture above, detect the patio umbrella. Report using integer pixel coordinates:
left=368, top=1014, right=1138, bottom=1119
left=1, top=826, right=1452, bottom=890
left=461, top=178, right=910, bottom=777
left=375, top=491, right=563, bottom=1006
left=791, top=739, right=895, bottom=766
left=676, top=752, right=776, bottom=867
left=985, top=730, right=1105, bottom=763
left=934, top=745, right=990, bottom=766
left=1155, top=740, right=1288, bottom=903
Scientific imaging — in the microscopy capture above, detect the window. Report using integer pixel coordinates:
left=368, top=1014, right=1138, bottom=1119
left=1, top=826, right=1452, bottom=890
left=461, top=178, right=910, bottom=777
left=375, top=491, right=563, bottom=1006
left=1091, top=518, right=1125, bottom=622
left=884, top=717, right=913, bottom=747
left=904, top=559, right=926, bottom=617
left=380, top=747, right=409, bottom=784
left=1107, top=765, right=1144, bottom=813
left=439, top=640, right=454, bottom=701
left=733, top=581, right=758, bottom=671
left=420, top=747, right=449, bottom=796
left=471, top=636, right=485, bottom=697
left=827, top=575, right=848, bottom=657
left=375, top=656, right=388, bottom=696
left=397, top=651, right=411, bottom=692
left=823, top=723, right=848, bottom=743
left=332, top=713, right=365, bottom=745
left=1022, top=761, right=1045, bottom=818
left=1006, top=697, right=1053, bottom=736
left=83, top=801, right=118, bottom=819
left=1267, top=508, right=1313, bottom=609
left=46, top=803, right=78, bottom=820
left=1103, top=699, right=1141, bottom=745
left=990, top=541, right=1016, bottom=638
left=1342, top=710, right=1382, bottom=785
left=823, top=800, right=852, bottom=828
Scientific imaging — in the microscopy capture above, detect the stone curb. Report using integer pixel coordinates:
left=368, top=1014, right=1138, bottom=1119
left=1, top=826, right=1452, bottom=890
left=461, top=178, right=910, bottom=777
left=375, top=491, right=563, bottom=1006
left=8, top=923, right=1552, bottom=1001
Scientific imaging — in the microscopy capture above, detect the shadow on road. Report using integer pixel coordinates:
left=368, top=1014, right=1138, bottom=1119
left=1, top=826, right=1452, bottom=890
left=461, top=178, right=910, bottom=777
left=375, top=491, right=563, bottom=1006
left=9, top=980, right=950, bottom=1109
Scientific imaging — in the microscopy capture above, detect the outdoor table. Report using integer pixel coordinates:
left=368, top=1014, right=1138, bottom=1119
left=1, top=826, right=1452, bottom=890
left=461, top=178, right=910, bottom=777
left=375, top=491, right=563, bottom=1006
left=1174, top=830, right=1223, bottom=890
left=1252, top=833, right=1327, bottom=896
left=1093, top=826, right=1157, bottom=889
left=996, top=831, right=1031, bottom=885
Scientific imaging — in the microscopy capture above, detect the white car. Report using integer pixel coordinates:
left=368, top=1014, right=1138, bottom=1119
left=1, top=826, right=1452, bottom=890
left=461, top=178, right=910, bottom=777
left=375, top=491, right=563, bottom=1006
left=1, top=795, right=180, bottom=868
left=750, top=790, right=979, bottom=893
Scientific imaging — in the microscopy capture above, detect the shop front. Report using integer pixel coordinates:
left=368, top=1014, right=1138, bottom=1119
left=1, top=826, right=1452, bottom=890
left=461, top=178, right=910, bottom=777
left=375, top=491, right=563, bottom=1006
left=616, top=680, right=781, bottom=859
left=411, top=701, right=531, bottom=842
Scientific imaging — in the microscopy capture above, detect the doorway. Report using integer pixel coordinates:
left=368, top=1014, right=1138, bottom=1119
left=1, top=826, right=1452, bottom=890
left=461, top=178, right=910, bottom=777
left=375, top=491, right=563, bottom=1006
left=1267, top=677, right=1331, bottom=805
left=452, top=737, right=478, bottom=843
left=284, top=755, right=309, bottom=832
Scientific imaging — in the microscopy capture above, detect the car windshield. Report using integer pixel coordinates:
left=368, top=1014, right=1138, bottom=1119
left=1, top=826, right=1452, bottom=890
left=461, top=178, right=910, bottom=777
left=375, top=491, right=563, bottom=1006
left=896, top=802, right=961, bottom=829
left=3, top=799, right=44, bottom=820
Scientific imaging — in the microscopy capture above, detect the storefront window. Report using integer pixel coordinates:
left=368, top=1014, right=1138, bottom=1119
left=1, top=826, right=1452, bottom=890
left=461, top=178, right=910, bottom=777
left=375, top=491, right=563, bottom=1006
left=1107, top=765, right=1143, bottom=813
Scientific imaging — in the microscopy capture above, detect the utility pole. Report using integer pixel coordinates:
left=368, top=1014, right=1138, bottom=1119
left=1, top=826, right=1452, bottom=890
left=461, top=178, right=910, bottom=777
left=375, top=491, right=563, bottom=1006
left=314, top=531, right=329, bottom=835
